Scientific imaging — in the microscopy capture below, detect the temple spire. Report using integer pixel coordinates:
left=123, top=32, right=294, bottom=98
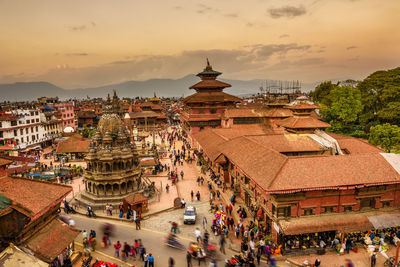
left=197, top=58, right=222, bottom=80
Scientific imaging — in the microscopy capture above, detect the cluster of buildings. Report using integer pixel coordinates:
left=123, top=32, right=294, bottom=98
left=181, top=61, right=400, bottom=247
left=0, top=98, right=75, bottom=153
left=0, top=92, right=172, bottom=156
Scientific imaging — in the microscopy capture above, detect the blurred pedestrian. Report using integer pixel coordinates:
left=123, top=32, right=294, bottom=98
left=113, top=241, right=121, bottom=257
left=169, top=257, right=175, bottom=267
left=148, top=253, right=155, bottom=267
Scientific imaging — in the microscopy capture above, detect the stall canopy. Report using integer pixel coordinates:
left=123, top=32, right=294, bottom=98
left=368, top=213, right=400, bottom=229
left=279, top=210, right=400, bottom=236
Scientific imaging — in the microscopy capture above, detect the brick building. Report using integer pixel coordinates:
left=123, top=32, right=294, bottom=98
left=193, top=124, right=400, bottom=248
left=0, top=177, right=79, bottom=264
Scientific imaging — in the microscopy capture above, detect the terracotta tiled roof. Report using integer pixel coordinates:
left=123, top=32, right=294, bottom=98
left=224, top=108, right=264, bottom=118
left=193, top=129, right=227, bottom=160
left=268, top=153, right=400, bottom=192
left=217, top=137, right=288, bottom=189
left=124, top=193, right=148, bottom=205
left=211, top=124, right=279, bottom=140
left=129, top=111, right=159, bottom=118
left=188, top=116, right=221, bottom=122
left=0, top=177, right=72, bottom=218
left=25, top=219, right=80, bottom=263
left=248, top=134, right=324, bottom=153
left=277, top=116, right=330, bottom=129
left=0, top=158, right=13, bottom=166
left=338, top=138, right=383, bottom=154
left=285, top=103, right=320, bottom=110
left=325, top=132, right=383, bottom=154
left=189, top=79, right=231, bottom=90
left=56, top=140, right=90, bottom=153
left=264, top=108, right=292, bottom=118
left=182, top=91, right=242, bottom=103
left=139, top=158, right=157, bottom=166
left=65, top=133, right=84, bottom=141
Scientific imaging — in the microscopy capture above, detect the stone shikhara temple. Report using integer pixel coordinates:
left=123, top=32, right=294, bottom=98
left=78, top=91, right=144, bottom=210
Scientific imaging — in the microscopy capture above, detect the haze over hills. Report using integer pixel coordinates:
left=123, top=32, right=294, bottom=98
left=0, top=74, right=318, bottom=101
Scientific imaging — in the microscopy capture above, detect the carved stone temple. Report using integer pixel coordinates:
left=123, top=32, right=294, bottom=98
left=78, top=91, right=145, bottom=210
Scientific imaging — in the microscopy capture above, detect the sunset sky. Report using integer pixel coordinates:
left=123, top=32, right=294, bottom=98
left=0, top=0, right=399, bottom=88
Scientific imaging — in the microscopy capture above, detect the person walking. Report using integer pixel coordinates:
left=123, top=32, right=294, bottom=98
left=195, top=228, right=202, bottom=242
left=186, top=251, right=192, bottom=267
left=113, top=241, right=121, bottom=257
left=148, top=253, right=155, bottom=267
left=109, top=204, right=113, bottom=215
left=169, top=257, right=175, bottom=267
left=144, top=252, right=149, bottom=267
left=140, top=245, right=146, bottom=261
left=219, top=235, right=226, bottom=254
left=105, top=203, right=110, bottom=215
left=202, top=216, right=207, bottom=230
left=123, top=242, right=130, bottom=257
left=135, top=216, right=141, bottom=230
left=370, top=253, right=376, bottom=267
left=166, top=184, right=170, bottom=193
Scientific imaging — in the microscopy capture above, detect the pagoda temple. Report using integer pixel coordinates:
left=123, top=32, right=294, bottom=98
left=78, top=91, right=143, bottom=210
left=181, top=59, right=242, bottom=142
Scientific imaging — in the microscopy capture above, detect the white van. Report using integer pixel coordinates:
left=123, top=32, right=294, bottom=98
left=183, top=206, right=196, bottom=224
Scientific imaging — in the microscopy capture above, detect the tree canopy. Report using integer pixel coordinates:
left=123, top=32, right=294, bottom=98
left=357, top=67, right=400, bottom=126
left=369, top=123, right=400, bottom=153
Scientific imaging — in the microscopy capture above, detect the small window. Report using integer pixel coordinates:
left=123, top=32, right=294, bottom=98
left=14, top=130, right=17, bottom=136
left=382, top=201, right=391, bottom=208
left=32, top=135, right=35, bottom=141
left=20, top=129, right=23, bottom=135
left=21, top=137, right=24, bottom=143
left=35, top=111, right=38, bottom=115
left=277, top=206, right=291, bottom=218
left=36, top=118, right=39, bottom=122
left=25, top=128, right=28, bottom=134
left=35, top=126, right=38, bottom=132
left=303, top=208, right=313, bottom=216
left=360, top=198, right=376, bottom=210
left=343, top=206, right=353, bottom=212
left=323, top=206, right=335, bottom=213
left=26, top=120, right=30, bottom=124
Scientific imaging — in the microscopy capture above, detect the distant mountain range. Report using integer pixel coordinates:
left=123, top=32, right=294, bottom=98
left=0, top=74, right=318, bottom=101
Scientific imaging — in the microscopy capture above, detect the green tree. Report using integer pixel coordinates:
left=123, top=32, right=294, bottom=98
left=357, top=67, right=400, bottom=126
left=369, top=123, right=400, bottom=153
left=329, top=86, right=363, bottom=125
left=312, top=81, right=336, bottom=106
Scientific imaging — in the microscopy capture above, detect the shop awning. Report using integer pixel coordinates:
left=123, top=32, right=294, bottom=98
left=279, top=210, right=400, bottom=236
left=24, top=218, right=80, bottom=263
left=368, top=213, right=400, bottom=229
